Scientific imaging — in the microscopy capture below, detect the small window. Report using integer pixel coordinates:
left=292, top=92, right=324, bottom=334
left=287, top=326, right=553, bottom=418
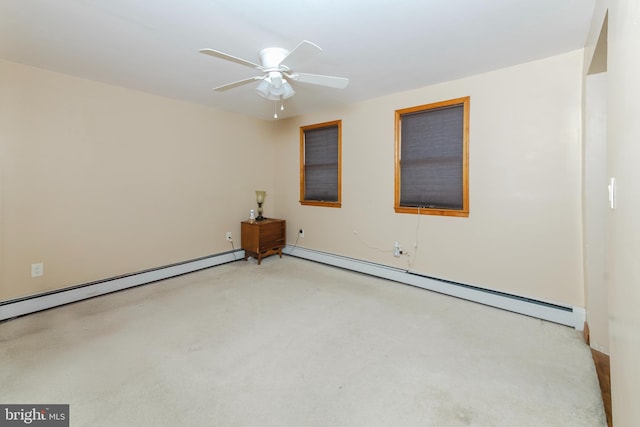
left=394, top=97, right=469, bottom=217
left=300, top=120, right=342, bottom=207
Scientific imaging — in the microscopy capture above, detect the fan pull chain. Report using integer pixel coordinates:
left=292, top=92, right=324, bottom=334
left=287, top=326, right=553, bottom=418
left=273, top=102, right=278, bottom=119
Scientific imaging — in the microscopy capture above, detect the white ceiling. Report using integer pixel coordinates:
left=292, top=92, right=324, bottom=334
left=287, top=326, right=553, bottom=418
left=0, top=0, right=595, bottom=121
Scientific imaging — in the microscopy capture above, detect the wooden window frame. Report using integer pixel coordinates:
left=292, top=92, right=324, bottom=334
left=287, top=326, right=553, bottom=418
left=300, top=120, right=342, bottom=208
left=394, top=97, right=470, bottom=217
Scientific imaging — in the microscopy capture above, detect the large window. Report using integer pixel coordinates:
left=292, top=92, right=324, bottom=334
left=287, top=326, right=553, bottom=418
left=394, top=97, right=469, bottom=217
left=300, top=120, right=342, bottom=207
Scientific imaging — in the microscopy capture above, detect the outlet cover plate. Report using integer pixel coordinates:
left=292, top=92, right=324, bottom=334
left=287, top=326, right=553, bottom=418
left=31, top=263, right=44, bottom=277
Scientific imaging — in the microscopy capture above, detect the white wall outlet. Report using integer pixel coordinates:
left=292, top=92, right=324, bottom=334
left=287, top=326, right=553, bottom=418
left=394, top=242, right=401, bottom=258
left=31, top=262, right=44, bottom=277
left=299, top=228, right=304, bottom=238
left=225, top=232, right=232, bottom=242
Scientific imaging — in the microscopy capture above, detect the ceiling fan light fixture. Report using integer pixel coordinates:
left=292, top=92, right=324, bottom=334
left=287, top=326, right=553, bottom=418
left=270, top=84, right=285, bottom=96
left=256, top=77, right=295, bottom=101
left=269, top=71, right=283, bottom=88
left=282, top=81, right=295, bottom=99
left=256, top=79, right=271, bottom=98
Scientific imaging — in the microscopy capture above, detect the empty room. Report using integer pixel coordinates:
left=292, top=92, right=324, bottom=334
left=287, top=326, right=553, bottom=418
left=1, top=1, right=638, bottom=426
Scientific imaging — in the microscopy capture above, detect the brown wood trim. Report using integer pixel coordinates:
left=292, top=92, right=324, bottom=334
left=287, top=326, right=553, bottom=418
left=300, top=200, right=341, bottom=208
left=300, top=120, right=342, bottom=207
left=394, top=205, right=469, bottom=217
left=584, top=321, right=590, bottom=345
left=591, top=348, right=612, bottom=427
left=394, top=96, right=470, bottom=217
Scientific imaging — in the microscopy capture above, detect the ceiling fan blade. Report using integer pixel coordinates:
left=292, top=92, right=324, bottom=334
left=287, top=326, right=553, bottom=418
left=213, top=76, right=264, bottom=92
left=279, top=40, right=322, bottom=70
left=286, top=72, right=349, bottom=89
left=199, top=48, right=262, bottom=70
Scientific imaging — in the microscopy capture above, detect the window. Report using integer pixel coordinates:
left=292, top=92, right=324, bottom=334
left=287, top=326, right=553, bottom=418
left=394, top=97, right=469, bottom=217
left=300, top=120, right=342, bottom=207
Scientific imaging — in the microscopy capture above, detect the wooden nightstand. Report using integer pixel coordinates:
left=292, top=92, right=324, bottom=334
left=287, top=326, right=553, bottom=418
left=241, top=218, right=286, bottom=265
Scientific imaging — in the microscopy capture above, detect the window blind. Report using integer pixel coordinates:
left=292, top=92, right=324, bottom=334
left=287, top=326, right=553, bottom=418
left=304, top=125, right=339, bottom=201
left=399, top=104, right=464, bottom=209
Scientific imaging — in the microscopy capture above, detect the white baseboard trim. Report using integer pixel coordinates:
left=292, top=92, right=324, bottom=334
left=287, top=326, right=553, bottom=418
left=284, top=245, right=586, bottom=330
left=0, top=250, right=244, bottom=322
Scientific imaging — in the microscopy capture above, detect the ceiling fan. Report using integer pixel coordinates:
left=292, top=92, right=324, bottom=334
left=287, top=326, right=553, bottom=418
left=199, top=40, right=349, bottom=105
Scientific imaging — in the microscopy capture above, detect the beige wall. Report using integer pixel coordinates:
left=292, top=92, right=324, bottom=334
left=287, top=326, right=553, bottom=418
left=582, top=71, right=609, bottom=354
left=585, top=0, right=640, bottom=425
left=0, top=60, right=277, bottom=301
left=275, top=50, right=585, bottom=307
left=581, top=3, right=609, bottom=357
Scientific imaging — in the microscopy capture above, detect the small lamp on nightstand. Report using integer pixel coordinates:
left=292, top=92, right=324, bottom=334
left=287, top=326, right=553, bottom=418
left=255, top=190, right=266, bottom=221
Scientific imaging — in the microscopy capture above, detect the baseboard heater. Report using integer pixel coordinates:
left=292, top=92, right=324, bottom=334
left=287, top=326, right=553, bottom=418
left=283, top=245, right=585, bottom=330
left=0, top=250, right=243, bottom=322
left=1, top=247, right=585, bottom=329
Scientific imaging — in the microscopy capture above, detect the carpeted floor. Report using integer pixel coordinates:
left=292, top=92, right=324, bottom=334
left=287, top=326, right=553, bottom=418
left=0, top=256, right=606, bottom=426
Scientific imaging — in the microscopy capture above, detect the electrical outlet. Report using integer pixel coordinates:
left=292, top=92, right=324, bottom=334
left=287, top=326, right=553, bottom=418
left=299, top=228, right=304, bottom=238
left=394, top=242, right=401, bottom=258
left=31, top=262, right=44, bottom=277
left=225, top=232, right=232, bottom=242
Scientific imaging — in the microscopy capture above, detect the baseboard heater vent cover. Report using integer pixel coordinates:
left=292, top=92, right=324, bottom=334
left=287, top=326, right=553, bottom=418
left=0, top=250, right=243, bottom=322
left=284, top=245, right=584, bottom=329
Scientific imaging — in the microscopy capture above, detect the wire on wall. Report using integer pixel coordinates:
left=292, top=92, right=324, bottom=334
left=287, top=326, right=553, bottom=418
left=288, top=232, right=302, bottom=254
left=230, top=240, right=238, bottom=260
left=407, top=206, right=422, bottom=271
left=352, top=229, right=394, bottom=254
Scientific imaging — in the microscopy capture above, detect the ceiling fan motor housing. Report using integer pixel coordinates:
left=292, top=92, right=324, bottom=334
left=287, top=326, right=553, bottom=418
left=259, top=47, right=289, bottom=70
